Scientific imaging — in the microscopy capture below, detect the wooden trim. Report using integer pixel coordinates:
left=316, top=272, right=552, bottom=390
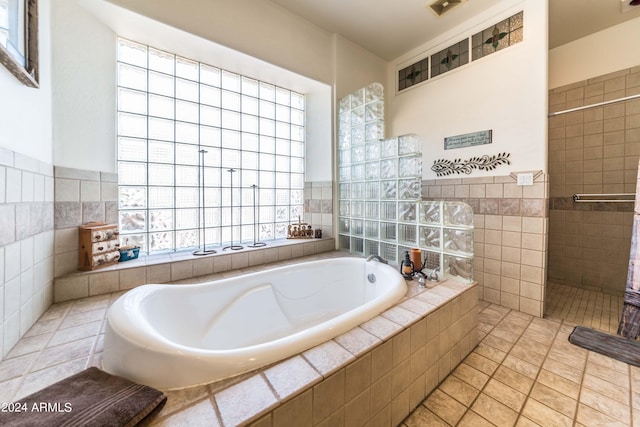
left=0, top=0, right=39, bottom=88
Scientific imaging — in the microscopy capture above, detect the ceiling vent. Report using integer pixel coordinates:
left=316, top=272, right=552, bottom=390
left=428, top=0, right=465, bottom=17
left=621, top=0, right=640, bottom=13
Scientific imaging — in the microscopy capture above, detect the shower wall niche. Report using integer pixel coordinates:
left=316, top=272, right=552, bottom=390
left=337, top=83, right=474, bottom=281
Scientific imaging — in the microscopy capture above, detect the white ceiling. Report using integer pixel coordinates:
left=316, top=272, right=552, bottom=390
left=269, top=0, right=640, bottom=60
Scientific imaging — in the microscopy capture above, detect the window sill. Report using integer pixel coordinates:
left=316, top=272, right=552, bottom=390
left=54, top=237, right=336, bottom=302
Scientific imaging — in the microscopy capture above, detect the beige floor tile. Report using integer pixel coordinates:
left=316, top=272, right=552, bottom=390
left=536, top=369, right=580, bottom=400
left=585, top=359, right=630, bottom=390
left=31, top=337, right=95, bottom=371
left=489, top=326, right=523, bottom=344
left=483, top=378, right=527, bottom=412
left=438, top=375, right=480, bottom=407
left=515, top=416, right=543, bottom=426
left=492, top=365, right=534, bottom=395
left=47, top=320, right=102, bottom=347
left=15, top=358, right=88, bottom=400
left=474, top=342, right=507, bottom=364
left=521, top=397, right=573, bottom=427
left=582, top=372, right=630, bottom=404
left=542, top=356, right=584, bottom=384
left=451, top=363, right=490, bottom=390
left=501, top=354, right=540, bottom=379
left=457, top=410, right=494, bottom=427
left=4, top=333, right=52, bottom=359
left=588, top=351, right=630, bottom=374
left=529, top=382, right=577, bottom=419
left=402, top=405, right=448, bottom=427
left=508, top=342, right=547, bottom=366
left=580, top=387, right=631, bottom=425
left=423, top=388, right=466, bottom=426
left=576, top=402, right=629, bottom=427
left=471, top=393, right=518, bottom=427
left=481, top=333, right=514, bottom=353
left=463, top=352, right=499, bottom=376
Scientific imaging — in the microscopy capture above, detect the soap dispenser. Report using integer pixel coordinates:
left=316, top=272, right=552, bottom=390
left=400, top=251, right=415, bottom=279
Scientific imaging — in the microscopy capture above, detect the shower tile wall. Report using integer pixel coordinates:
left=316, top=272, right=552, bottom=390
left=0, top=148, right=55, bottom=359
left=548, top=65, right=640, bottom=296
left=421, top=174, right=548, bottom=317
left=53, top=166, right=119, bottom=279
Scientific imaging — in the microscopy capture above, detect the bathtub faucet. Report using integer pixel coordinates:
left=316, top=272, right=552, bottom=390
left=366, top=255, right=388, bottom=264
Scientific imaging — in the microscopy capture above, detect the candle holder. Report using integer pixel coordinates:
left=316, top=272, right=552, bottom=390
left=248, top=184, right=267, bottom=248
left=193, top=149, right=216, bottom=256
left=222, top=168, right=244, bottom=251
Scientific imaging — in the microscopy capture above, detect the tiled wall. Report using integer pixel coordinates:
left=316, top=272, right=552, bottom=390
left=248, top=281, right=479, bottom=426
left=0, top=148, right=55, bottom=358
left=422, top=174, right=548, bottom=317
left=548, top=65, right=640, bottom=295
left=53, top=167, right=118, bottom=278
left=304, top=181, right=333, bottom=238
left=54, top=238, right=335, bottom=302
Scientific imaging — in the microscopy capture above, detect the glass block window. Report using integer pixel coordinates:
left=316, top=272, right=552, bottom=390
left=337, top=84, right=474, bottom=281
left=117, top=38, right=305, bottom=254
left=398, top=57, right=429, bottom=91
left=472, top=11, right=524, bottom=61
left=430, top=39, right=469, bottom=79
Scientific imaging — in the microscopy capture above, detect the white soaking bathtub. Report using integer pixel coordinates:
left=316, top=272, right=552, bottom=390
left=102, top=257, right=406, bottom=389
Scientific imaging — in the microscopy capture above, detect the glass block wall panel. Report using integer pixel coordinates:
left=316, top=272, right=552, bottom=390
left=472, top=11, right=524, bottom=61
left=117, top=38, right=304, bottom=254
left=338, top=83, right=474, bottom=282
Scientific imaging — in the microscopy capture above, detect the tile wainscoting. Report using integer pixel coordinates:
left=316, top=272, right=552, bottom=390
left=422, top=173, right=548, bottom=317
left=53, top=166, right=118, bottom=279
left=53, top=238, right=336, bottom=302
left=0, top=148, right=55, bottom=359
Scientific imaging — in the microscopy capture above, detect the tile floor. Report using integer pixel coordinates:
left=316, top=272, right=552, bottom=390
left=401, top=282, right=635, bottom=427
left=0, top=266, right=636, bottom=426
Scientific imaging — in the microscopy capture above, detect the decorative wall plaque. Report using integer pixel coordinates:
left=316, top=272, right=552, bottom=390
left=431, top=152, right=510, bottom=176
left=444, top=130, right=492, bottom=150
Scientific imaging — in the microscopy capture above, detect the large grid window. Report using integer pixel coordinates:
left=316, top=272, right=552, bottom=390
left=116, top=38, right=305, bottom=254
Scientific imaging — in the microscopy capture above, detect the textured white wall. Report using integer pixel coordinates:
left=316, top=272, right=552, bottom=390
left=51, top=0, right=116, bottom=173
left=549, top=17, right=640, bottom=90
left=387, top=0, right=548, bottom=179
left=52, top=0, right=336, bottom=180
left=0, top=1, right=53, bottom=163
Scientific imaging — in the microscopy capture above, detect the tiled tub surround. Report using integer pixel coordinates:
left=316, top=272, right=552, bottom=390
left=304, top=181, right=333, bottom=239
left=0, top=252, right=479, bottom=426
left=421, top=173, right=548, bottom=317
left=54, top=237, right=335, bottom=302
left=548, top=65, right=640, bottom=296
left=0, top=147, right=55, bottom=359
left=53, top=166, right=118, bottom=278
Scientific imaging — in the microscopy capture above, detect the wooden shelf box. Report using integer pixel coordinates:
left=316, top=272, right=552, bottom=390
left=78, top=223, right=121, bottom=271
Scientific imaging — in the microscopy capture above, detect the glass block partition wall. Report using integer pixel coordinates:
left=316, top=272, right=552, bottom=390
left=337, top=83, right=474, bottom=281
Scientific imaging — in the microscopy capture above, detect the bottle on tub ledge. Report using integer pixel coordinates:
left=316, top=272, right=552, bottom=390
left=400, top=251, right=415, bottom=279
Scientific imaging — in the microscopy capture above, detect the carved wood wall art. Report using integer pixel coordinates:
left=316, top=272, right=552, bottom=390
left=431, top=152, right=511, bottom=176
